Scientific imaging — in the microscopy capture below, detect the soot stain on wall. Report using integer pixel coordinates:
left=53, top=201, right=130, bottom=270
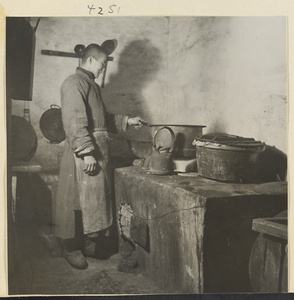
left=103, top=39, right=162, bottom=121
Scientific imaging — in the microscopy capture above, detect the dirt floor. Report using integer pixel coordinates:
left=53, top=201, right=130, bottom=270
left=7, top=170, right=163, bottom=296
left=8, top=223, right=163, bottom=296
left=8, top=165, right=181, bottom=297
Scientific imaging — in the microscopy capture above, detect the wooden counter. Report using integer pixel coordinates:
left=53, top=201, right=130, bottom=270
left=114, top=166, right=287, bottom=293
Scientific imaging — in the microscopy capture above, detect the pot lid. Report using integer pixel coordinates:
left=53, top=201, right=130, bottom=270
left=39, top=104, right=66, bottom=143
left=194, top=133, right=264, bottom=149
left=11, top=115, right=38, bottom=161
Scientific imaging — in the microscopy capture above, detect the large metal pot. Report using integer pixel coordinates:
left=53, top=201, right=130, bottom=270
left=127, top=124, right=205, bottom=159
left=193, top=133, right=266, bottom=183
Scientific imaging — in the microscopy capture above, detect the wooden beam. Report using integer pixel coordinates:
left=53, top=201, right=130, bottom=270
left=41, top=50, right=114, bottom=61
left=252, top=218, right=287, bottom=240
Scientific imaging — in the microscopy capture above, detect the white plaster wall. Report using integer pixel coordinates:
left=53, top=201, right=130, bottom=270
left=11, top=17, right=287, bottom=171
left=166, top=17, right=232, bottom=128
left=223, top=18, right=287, bottom=152
left=166, top=17, right=286, bottom=153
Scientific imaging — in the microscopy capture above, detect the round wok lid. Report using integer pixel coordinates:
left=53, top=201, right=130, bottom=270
left=11, top=115, right=37, bottom=161
left=39, top=105, right=66, bottom=143
left=101, top=39, right=118, bottom=55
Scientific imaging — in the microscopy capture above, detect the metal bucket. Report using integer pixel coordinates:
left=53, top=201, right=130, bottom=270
left=149, top=126, right=175, bottom=175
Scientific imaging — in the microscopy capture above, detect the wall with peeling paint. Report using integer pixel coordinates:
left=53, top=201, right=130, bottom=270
left=11, top=17, right=287, bottom=171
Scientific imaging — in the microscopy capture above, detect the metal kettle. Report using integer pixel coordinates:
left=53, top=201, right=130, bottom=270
left=149, top=126, right=175, bottom=175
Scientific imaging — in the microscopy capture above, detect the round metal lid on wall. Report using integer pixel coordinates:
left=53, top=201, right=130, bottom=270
left=11, top=115, right=38, bottom=161
left=101, top=39, right=118, bottom=55
left=39, top=104, right=66, bottom=144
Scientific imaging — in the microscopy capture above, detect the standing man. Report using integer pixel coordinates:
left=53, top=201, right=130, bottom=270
left=54, top=44, right=144, bottom=269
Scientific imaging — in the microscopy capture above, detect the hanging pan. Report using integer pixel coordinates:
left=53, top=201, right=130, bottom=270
left=39, top=104, right=66, bottom=143
left=101, top=39, right=118, bottom=55
left=11, top=115, right=38, bottom=162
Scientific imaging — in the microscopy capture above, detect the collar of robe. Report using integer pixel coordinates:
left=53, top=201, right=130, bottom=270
left=76, top=67, right=95, bottom=80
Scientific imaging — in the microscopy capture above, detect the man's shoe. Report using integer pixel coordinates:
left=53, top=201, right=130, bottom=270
left=62, top=249, right=88, bottom=269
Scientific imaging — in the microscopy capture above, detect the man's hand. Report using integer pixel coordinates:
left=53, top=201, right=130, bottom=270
left=83, top=155, right=97, bottom=176
left=127, top=116, right=148, bottom=127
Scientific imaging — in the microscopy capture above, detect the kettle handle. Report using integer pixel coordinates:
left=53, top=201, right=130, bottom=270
left=50, top=104, right=61, bottom=110
left=153, top=126, right=176, bottom=153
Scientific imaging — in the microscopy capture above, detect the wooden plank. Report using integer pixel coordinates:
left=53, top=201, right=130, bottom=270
left=41, top=49, right=114, bottom=61
left=249, top=233, right=287, bottom=292
left=41, top=49, right=78, bottom=58
left=280, top=247, right=288, bottom=292
left=12, top=162, right=42, bottom=173
left=261, top=236, right=283, bottom=292
left=256, top=217, right=287, bottom=222
left=252, top=218, right=287, bottom=240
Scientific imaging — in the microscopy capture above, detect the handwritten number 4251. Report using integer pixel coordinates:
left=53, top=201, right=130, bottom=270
left=88, top=4, right=120, bottom=15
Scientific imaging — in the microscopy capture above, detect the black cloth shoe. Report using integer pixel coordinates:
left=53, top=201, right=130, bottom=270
left=62, top=248, right=88, bottom=269
left=84, top=236, right=116, bottom=260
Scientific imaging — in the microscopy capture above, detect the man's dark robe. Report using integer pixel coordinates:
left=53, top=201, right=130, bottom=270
left=54, top=67, right=128, bottom=239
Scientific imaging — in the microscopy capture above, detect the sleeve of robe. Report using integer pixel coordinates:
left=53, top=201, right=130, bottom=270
left=60, top=77, right=95, bottom=157
left=105, top=109, right=129, bottom=134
